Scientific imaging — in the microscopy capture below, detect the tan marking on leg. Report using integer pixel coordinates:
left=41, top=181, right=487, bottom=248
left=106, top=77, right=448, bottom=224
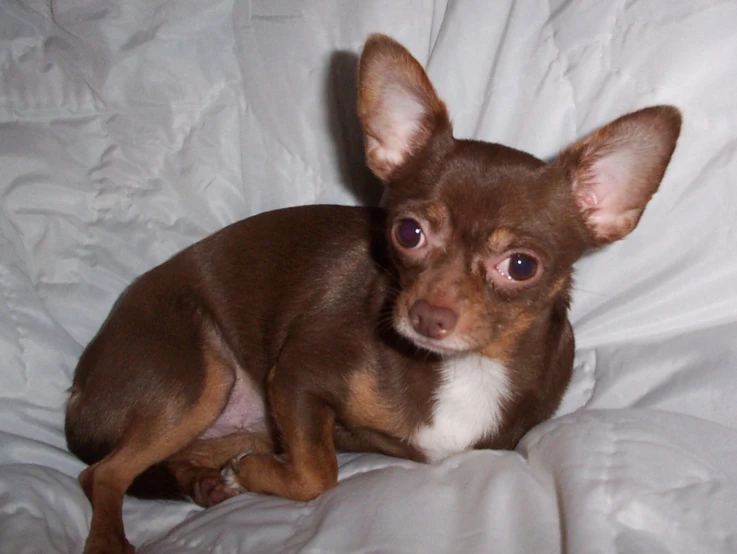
left=228, top=411, right=337, bottom=501
left=345, top=370, right=410, bottom=437
left=227, top=369, right=338, bottom=502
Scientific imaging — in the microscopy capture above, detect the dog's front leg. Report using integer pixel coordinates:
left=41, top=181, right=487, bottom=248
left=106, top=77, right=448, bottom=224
left=223, top=366, right=339, bottom=502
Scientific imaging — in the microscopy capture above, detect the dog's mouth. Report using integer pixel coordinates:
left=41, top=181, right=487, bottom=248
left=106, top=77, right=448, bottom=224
left=393, top=317, right=470, bottom=357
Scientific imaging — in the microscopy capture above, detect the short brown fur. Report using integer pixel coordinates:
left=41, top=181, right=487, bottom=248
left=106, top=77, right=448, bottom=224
left=67, top=34, right=681, bottom=554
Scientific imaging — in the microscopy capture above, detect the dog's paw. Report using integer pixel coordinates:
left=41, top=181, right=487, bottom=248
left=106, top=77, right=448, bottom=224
left=190, top=467, right=242, bottom=507
left=220, top=450, right=253, bottom=496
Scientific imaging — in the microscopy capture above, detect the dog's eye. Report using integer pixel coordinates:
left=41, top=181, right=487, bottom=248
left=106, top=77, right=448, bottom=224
left=496, top=253, right=539, bottom=281
left=394, top=218, right=425, bottom=249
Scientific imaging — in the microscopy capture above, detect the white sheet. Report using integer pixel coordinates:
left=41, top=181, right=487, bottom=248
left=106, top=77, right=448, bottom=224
left=2, top=0, right=737, bottom=552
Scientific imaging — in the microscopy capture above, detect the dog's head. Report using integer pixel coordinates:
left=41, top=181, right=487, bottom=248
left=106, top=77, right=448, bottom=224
left=358, top=34, right=681, bottom=358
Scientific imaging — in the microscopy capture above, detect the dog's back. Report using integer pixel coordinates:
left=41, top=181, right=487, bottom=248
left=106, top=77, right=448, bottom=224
left=65, top=205, right=392, bottom=495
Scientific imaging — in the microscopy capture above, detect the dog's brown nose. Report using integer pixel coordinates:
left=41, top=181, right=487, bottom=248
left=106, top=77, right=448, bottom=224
left=408, top=299, right=457, bottom=340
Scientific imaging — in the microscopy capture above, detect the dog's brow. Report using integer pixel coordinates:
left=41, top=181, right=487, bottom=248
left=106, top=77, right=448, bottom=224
left=424, top=201, right=449, bottom=229
left=488, top=228, right=514, bottom=252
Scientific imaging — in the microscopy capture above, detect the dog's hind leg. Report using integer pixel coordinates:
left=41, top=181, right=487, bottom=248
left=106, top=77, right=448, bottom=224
left=78, top=345, right=234, bottom=554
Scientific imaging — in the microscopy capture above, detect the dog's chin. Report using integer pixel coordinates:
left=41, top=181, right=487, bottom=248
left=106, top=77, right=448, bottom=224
left=394, top=320, right=469, bottom=357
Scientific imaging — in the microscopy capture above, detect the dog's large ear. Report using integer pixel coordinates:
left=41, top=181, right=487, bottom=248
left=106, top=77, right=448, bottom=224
left=358, top=34, right=451, bottom=182
left=558, top=106, right=682, bottom=245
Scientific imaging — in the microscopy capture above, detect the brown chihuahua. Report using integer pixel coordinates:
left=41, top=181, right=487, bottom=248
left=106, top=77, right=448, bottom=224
left=65, top=34, right=681, bottom=553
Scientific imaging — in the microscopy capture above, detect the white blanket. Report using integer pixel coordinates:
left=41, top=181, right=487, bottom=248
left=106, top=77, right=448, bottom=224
left=2, top=1, right=737, bottom=552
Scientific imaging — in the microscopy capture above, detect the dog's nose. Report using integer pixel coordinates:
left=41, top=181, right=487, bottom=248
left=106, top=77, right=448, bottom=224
left=408, top=299, right=457, bottom=340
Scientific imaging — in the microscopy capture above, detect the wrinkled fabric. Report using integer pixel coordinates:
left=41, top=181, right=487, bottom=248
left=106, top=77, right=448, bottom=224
left=1, top=0, right=736, bottom=552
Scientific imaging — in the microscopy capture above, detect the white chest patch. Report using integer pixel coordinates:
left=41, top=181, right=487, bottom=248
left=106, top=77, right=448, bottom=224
left=412, top=354, right=511, bottom=462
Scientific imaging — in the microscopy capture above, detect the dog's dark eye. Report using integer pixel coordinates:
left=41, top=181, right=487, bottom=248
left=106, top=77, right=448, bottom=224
left=508, top=254, right=538, bottom=281
left=496, top=253, right=539, bottom=281
left=394, top=218, right=425, bottom=249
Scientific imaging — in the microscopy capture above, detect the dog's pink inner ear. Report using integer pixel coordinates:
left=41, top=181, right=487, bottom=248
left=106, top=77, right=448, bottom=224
left=561, top=106, right=682, bottom=244
left=358, top=34, right=450, bottom=181
left=363, top=81, right=429, bottom=179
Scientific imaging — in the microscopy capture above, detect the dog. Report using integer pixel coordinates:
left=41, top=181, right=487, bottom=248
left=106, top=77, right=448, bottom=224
left=65, top=34, right=681, bottom=554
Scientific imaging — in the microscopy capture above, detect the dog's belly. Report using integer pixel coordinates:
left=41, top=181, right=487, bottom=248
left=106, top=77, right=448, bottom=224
left=199, top=370, right=266, bottom=440
left=411, top=354, right=511, bottom=462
